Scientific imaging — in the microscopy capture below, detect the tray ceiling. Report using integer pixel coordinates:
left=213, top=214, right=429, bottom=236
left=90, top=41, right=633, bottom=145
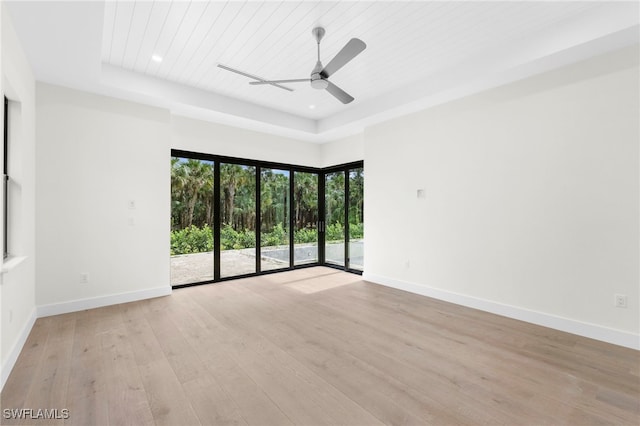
left=6, top=1, right=640, bottom=142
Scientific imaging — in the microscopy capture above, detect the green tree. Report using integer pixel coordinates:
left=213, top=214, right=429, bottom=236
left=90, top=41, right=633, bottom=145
left=325, top=171, right=345, bottom=227
left=294, top=172, right=318, bottom=229
left=261, top=169, right=289, bottom=246
left=349, top=168, right=364, bottom=226
left=171, top=157, right=214, bottom=230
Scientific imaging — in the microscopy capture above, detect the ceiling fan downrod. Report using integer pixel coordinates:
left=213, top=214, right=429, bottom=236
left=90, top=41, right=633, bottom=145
left=311, top=27, right=328, bottom=90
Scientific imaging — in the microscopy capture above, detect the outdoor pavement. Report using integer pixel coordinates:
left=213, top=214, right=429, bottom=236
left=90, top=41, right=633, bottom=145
left=170, top=242, right=362, bottom=286
left=170, top=250, right=284, bottom=285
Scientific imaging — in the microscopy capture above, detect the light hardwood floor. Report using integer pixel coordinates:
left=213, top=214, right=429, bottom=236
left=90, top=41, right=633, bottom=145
left=1, top=267, right=638, bottom=425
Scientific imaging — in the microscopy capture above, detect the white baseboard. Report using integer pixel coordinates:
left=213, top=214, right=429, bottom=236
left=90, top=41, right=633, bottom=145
left=37, top=286, right=172, bottom=318
left=362, top=273, right=639, bottom=351
left=1, top=307, right=37, bottom=392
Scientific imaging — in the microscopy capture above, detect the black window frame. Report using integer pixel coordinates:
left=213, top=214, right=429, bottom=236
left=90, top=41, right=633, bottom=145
left=170, top=149, right=363, bottom=289
left=3, top=96, right=8, bottom=259
left=322, top=162, right=365, bottom=273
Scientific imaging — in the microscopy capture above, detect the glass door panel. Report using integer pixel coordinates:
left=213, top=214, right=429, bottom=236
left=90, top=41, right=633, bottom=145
left=170, top=157, right=215, bottom=285
left=325, top=171, right=345, bottom=266
left=260, top=168, right=290, bottom=271
left=348, top=168, right=364, bottom=271
left=293, top=172, right=319, bottom=265
left=220, top=163, right=256, bottom=277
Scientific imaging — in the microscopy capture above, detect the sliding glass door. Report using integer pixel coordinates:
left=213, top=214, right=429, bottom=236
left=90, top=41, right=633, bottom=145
left=293, top=171, right=318, bottom=265
left=220, top=163, right=256, bottom=278
left=170, top=158, right=215, bottom=286
left=170, top=150, right=363, bottom=287
left=348, top=168, right=364, bottom=271
left=324, top=171, right=345, bottom=267
left=322, top=165, right=364, bottom=272
left=260, top=168, right=290, bottom=271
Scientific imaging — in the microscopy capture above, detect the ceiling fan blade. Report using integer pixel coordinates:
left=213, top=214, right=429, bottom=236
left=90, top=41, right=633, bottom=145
left=320, top=38, right=366, bottom=78
left=217, top=64, right=293, bottom=92
left=325, top=81, right=354, bottom=104
left=250, top=79, right=310, bottom=85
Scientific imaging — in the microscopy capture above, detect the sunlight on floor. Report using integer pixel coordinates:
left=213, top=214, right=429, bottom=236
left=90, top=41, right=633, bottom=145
left=284, top=271, right=362, bottom=294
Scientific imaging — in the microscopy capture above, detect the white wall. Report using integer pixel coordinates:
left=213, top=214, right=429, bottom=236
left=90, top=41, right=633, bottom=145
left=321, top=133, right=364, bottom=167
left=0, top=4, right=37, bottom=389
left=36, top=84, right=172, bottom=311
left=172, top=115, right=322, bottom=167
left=363, top=46, right=639, bottom=348
left=35, top=85, right=327, bottom=317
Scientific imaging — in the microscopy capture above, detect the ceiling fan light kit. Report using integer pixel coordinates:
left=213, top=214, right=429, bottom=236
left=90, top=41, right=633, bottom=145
left=219, top=27, right=366, bottom=104
left=311, top=76, right=329, bottom=90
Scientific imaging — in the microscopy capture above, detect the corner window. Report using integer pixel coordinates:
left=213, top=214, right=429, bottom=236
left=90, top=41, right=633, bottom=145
left=170, top=150, right=364, bottom=288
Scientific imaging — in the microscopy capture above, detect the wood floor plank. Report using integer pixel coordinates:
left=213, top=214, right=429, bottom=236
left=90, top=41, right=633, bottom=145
left=143, top=297, right=208, bottom=385
left=11, top=313, right=76, bottom=426
left=1, top=317, right=52, bottom=413
left=322, top=280, right=640, bottom=423
left=100, top=324, right=154, bottom=426
left=232, top=276, right=496, bottom=425
left=1, top=267, right=638, bottom=426
left=63, top=308, right=111, bottom=426
left=316, top=282, right=634, bottom=424
left=189, top=284, right=378, bottom=426
left=144, top=294, right=250, bottom=425
left=243, top=272, right=639, bottom=425
left=169, top=292, right=294, bottom=426
left=120, top=300, right=201, bottom=426
left=181, top=375, right=248, bottom=426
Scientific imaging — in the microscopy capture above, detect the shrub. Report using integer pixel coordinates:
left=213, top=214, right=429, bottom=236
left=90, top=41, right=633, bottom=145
left=171, top=224, right=213, bottom=255
left=326, top=222, right=344, bottom=242
left=171, top=222, right=363, bottom=255
left=236, top=229, right=256, bottom=249
left=221, top=224, right=256, bottom=249
left=262, top=223, right=288, bottom=247
left=220, top=225, right=238, bottom=250
left=349, top=222, right=364, bottom=239
left=294, top=227, right=317, bottom=244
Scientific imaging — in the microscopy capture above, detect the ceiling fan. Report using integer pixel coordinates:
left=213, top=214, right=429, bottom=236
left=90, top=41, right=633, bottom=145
left=218, top=27, right=366, bottom=104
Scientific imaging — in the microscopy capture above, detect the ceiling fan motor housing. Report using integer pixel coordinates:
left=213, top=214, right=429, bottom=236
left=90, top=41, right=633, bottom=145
left=311, top=73, right=328, bottom=90
left=310, top=59, right=328, bottom=89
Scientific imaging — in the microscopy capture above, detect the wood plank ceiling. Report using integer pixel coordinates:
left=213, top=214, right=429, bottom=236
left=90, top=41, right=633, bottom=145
left=102, top=1, right=599, bottom=119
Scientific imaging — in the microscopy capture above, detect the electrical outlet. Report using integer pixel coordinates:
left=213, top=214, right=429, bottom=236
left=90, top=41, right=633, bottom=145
left=80, top=273, right=89, bottom=284
left=614, top=294, right=627, bottom=308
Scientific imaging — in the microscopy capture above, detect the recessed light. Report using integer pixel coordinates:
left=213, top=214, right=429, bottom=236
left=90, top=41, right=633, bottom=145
left=308, top=104, right=316, bottom=109
left=151, top=54, right=163, bottom=63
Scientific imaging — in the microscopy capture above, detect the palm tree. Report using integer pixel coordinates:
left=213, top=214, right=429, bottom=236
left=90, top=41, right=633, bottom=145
left=171, top=158, right=189, bottom=230
left=198, top=164, right=214, bottom=226
left=325, top=172, right=345, bottom=226
left=349, top=168, right=364, bottom=224
left=261, top=169, right=275, bottom=230
left=170, top=159, right=215, bottom=229
left=294, top=172, right=318, bottom=229
left=221, top=164, right=257, bottom=229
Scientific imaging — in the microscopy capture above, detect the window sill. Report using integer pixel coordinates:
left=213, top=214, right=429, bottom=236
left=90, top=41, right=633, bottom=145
left=1, top=255, right=27, bottom=276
